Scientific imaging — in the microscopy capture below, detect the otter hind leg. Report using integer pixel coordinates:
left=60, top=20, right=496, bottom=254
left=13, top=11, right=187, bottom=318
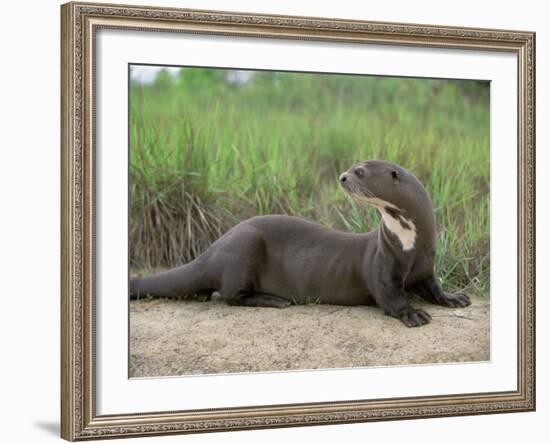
left=240, top=293, right=292, bottom=308
left=222, top=290, right=291, bottom=309
left=410, top=275, right=471, bottom=308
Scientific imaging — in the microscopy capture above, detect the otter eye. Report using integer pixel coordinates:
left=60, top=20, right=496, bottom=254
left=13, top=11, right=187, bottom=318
left=391, top=170, right=398, bottom=179
left=354, top=168, right=365, bottom=178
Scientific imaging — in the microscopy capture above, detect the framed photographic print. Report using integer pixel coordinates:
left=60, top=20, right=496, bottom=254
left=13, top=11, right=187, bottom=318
left=61, top=1, right=536, bottom=440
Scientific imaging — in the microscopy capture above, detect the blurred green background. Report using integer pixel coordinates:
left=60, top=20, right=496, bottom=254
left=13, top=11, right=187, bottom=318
left=130, top=66, right=490, bottom=297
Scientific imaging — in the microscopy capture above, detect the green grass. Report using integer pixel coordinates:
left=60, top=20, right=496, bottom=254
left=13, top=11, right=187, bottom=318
left=130, top=67, right=490, bottom=297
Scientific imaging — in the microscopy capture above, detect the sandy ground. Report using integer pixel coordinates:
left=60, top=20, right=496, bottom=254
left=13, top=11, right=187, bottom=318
left=130, top=296, right=489, bottom=377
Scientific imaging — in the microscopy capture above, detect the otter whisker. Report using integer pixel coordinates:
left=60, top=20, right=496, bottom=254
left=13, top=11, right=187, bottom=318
left=363, top=187, right=375, bottom=198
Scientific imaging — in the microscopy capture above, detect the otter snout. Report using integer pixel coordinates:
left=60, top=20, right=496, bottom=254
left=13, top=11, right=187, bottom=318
left=339, top=172, right=355, bottom=192
left=340, top=165, right=367, bottom=186
left=339, top=164, right=374, bottom=201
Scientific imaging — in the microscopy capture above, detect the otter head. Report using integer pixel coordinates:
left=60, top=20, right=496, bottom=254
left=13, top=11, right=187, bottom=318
left=339, top=160, right=435, bottom=251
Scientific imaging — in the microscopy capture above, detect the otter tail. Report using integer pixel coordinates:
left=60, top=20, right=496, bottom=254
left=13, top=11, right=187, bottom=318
left=129, top=260, right=208, bottom=300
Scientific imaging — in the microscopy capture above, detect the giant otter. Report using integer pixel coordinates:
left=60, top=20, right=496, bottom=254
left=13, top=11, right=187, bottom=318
left=130, top=160, right=471, bottom=327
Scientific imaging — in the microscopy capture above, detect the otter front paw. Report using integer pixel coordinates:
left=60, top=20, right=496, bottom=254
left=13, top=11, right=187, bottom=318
left=438, top=292, right=471, bottom=308
left=398, top=306, right=431, bottom=327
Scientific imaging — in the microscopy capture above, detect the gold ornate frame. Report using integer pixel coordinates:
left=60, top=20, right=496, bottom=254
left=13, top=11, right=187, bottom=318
left=60, top=1, right=536, bottom=440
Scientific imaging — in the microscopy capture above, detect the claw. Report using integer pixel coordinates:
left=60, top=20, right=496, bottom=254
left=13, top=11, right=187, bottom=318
left=454, top=292, right=472, bottom=307
left=399, top=306, right=432, bottom=327
left=441, top=292, right=471, bottom=308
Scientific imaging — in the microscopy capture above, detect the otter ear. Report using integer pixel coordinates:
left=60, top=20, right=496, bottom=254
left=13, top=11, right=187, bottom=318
left=391, top=170, right=398, bottom=179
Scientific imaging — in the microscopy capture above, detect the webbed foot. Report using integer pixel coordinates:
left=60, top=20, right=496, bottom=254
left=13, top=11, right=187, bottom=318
left=436, top=292, right=471, bottom=308
left=398, top=306, right=432, bottom=327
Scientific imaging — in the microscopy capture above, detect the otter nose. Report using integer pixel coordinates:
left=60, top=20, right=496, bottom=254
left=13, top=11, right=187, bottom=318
left=339, top=173, right=348, bottom=183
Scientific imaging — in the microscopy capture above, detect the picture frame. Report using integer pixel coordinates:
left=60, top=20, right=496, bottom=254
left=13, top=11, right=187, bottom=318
left=60, top=1, right=536, bottom=440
